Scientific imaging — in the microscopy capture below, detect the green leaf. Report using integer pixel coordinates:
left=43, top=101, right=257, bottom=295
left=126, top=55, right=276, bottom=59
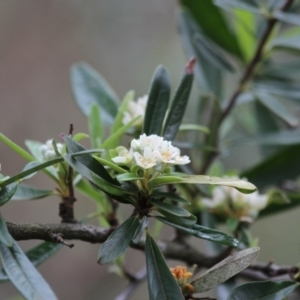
left=70, top=62, right=119, bottom=123
left=255, top=91, right=298, bottom=127
left=272, top=35, right=300, bottom=52
left=151, top=200, right=191, bottom=217
left=111, top=90, right=135, bottom=134
left=178, top=11, right=222, bottom=95
left=273, top=10, right=300, bottom=26
left=191, top=247, right=260, bottom=293
left=152, top=191, right=191, bottom=205
left=179, top=124, right=210, bottom=134
left=88, top=104, right=103, bottom=149
left=215, top=0, right=261, bottom=13
left=62, top=135, right=117, bottom=185
left=178, top=0, right=242, bottom=57
left=94, top=157, right=128, bottom=174
left=233, top=8, right=256, bottom=61
left=0, top=240, right=57, bottom=299
left=145, top=232, right=184, bottom=300
left=241, top=145, right=300, bottom=189
left=150, top=174, right=257, bottom=194
left=98, top=216, right=140, bottom=264
left=0, top=157, right=63, bottom=189
left=227, top=281, right=298, bottom=300
left=63, top=154, right=126, bottom=198
left=156, top=216, right=238, bottom=247
left=0, top=133, right=35, bottom=162
left=11, top=184, right=54, bottom=201
left=0, top=214, right=14, bottom=247
left=143, top=66, right=170, bottom=135
left=0, top=242, right=62, bottom=283
left=0, top=183, right=18, bottom=206
left=163, top=66, right=194, bottom=141
left=132, top=216, right=148, bottom=244
left=193, top=33, right=235, bottom=72
left=154, top=213, right=197, bottom=227
left=116, top=173, right=143, bottom=182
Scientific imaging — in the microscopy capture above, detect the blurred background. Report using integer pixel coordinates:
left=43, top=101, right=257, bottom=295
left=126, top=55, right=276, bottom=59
left=0, top=0, right=299, bottom=299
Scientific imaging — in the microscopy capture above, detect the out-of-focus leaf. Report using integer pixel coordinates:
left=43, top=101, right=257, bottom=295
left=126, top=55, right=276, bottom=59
left=163, top=63, right=194, bottom=141
left=150, top=200, right=191, bottom=217
left=148, top=175, right=183, bottom=188
left=70, top=62, right=119, bottom=124
left=0, top=158, right=63, bottom=189
left=88, top=104, right=103, bottom=149
left=152, top=191, right=191, bottom=204
left=72, top=132, right=89, bottom=142
left=227, top=280, right=298, bottom=300
left=98, top=216, right=139, bottom=264
left=0, top=240, right=57, bottom=300
left=254, top=81, right=300, bottom=100
left=178, top=11, right=222, bottom=95
left=233, top=8, right=256, bottom=61
left=0, top=183, right=18, bottom=206
left=191, top=247, right=260, bottom=293
left=111, top=90, right=135, bottom=134
left=193, top=33, right=235, bottom=72
left=143, top=66, right=170, bottom=135
left=62, top=135, right=117, bottom=185
left=215, top=0, right=261, bottom=13
left=145, top=232, right=184, bottom=300
left=241, top=145, right=300, bottom=189
left=273, top=10, right=300, bottom=26
left=11, top=184, right=54, bottom=201
left=255, top=91, right=298, bottom=127
left=179, top=124, right=210, bottom=134
left=178, top=0, right=242, bottom=57
left=132, top=216, right=148, bottom=244
left=94, top=157, right=128, bottom=174
left=21, top=161, right=41, bottom=180
left=272, top=35, right=300, bottom=52
left=0, top=214, right=13, bottom=247
left=0, top=242, right=63, bottom=283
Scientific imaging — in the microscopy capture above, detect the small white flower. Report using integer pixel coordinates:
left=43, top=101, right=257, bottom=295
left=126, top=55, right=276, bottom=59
left=111, top=146, right=133, bottom=165
left=40, top=139, right=63, bottom=161
left=122, top=95, right=148, bottom=128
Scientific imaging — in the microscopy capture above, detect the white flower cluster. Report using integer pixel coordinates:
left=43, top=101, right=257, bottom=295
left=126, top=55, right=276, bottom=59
left=122, top=95, right=148, bottom=128
left=202, top=178, right=268, bottom=219
left=40, top=139, right=63, bottom=161
left=112, top=134, right=190, bottom=170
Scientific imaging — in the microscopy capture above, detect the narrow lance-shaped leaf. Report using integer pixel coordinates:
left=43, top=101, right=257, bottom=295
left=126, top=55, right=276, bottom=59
left=145, top=231, right=184, bottom=300
left=98, top=216, right=140, bottom=264
left=273, top=10, right=300, bottom=26
left=0, top=157, right=63, bottom=189
left=61, top=134, right=117, bottom=185
left=163, top=58, right=194, bottom=141
left=0, top=182, right=18, bottom=206
left=149, top=174, right=257, bottom=194
left=0, top=214, right=14, bottom=247
left=155, top=216, right=238, bottom=247
left=0, top=240, right=57, bottom=300
left=143, top=66, right=171, bottom=135
left=227, top=280, right=299, bottom=300
left=191, top=247, right=260, bottom=293
left=11, top=184, right=54, bottom=201
left=132, top=216, right=148, bottom=244
left=70, top=62, right=119, bottom=123
left=0, top=242, right=63, bottom=283
left=88, top=104, right=103, bottom=149
left=150, top=200, right=191, bottom=217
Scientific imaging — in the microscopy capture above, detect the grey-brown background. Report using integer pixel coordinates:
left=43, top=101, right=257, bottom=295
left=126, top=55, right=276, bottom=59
left=0, top=1, right=299, bottom=299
